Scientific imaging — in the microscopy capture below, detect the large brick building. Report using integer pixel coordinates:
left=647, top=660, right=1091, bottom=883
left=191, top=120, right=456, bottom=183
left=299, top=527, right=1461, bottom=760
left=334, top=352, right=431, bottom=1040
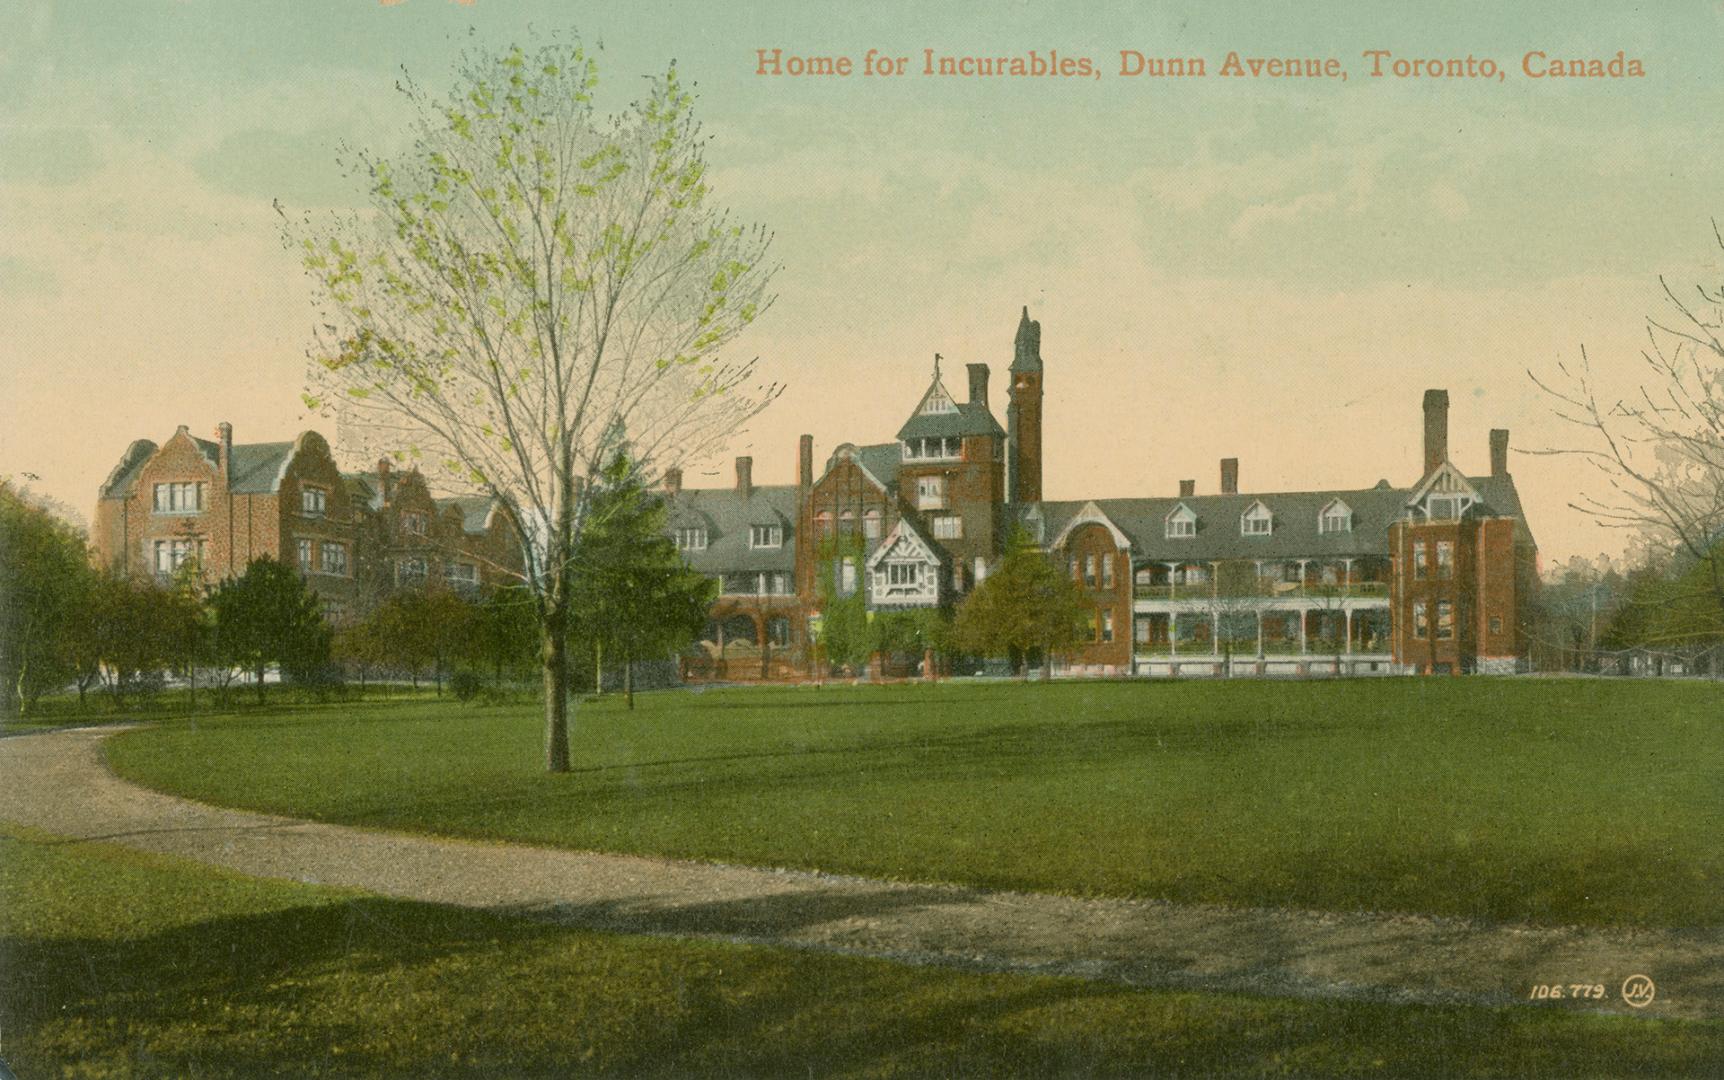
left=671, top=308, right=1538, bottom=678
left=94, top=424, right=520, bottom=618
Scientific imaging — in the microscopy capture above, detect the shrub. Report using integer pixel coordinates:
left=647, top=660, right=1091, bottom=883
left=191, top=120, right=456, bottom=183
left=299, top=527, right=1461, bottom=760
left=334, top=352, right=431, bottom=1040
left=450, top=670, right=484, bottom=703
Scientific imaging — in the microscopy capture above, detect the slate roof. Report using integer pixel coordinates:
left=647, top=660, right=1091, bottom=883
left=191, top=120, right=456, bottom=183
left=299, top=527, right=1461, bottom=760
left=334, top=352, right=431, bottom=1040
left=439, top=495, right=498, bottom=535
left=896, top=400, right=1007, bottom=441
left=228, top=442, right=296, bottom=494
left=663, top=484, right=798, bottom=574
left=1014, top=472, right=1532, bottom=564
left=853, top=443, right=902, bottom=491
left=99, top=437, right=296, bottom=498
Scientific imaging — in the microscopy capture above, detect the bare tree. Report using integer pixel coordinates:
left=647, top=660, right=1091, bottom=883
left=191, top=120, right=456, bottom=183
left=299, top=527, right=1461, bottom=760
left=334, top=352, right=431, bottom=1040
left=295, top=40, right=778, bottom=770
left=1530, top=223, right=1724, bottom=641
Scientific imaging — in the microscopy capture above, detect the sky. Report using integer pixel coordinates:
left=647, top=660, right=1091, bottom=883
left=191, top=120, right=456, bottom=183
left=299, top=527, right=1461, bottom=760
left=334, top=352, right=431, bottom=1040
left=4, top=0, right=1723, bottom=564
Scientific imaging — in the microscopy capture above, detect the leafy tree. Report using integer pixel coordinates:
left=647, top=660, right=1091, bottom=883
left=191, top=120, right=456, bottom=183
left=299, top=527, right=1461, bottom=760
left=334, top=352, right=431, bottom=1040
left=0, top=481, right=97, bottom=717
left=870, top=608, right=952, bottom=676
left=208, top=558, right=331, bottom=704
left=571, top=452, right=716, bottom=707
left=369, top=589, right=476, bottom=694
left=297, top=40, right=777, bottom=771
left=953, top=530, right=1089, bottom=676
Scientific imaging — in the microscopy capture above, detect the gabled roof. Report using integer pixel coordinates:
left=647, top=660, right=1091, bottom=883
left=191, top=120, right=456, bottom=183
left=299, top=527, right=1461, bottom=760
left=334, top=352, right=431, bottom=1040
left=663, top=484, right=798, bottom=574
left=228, top=442, right=296, bottom=494
left=1017, top=485, right=1415, bottom=562
left=1050, top=500, right=1132, bottom=551
left=895, top=365, right=1006, bottom=441
left=865, top=517, right=947, bottom=571
left=438, top=495, right=501, bottom=535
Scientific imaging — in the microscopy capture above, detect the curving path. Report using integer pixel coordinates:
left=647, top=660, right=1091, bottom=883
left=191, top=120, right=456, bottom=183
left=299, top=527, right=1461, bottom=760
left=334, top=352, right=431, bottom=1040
left=2, top=726, right=1719, bottom=1020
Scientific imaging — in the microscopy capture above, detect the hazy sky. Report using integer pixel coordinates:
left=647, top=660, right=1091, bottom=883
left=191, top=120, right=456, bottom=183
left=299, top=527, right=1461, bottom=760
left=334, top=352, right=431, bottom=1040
left=5, top=1, right=1722, bottom=563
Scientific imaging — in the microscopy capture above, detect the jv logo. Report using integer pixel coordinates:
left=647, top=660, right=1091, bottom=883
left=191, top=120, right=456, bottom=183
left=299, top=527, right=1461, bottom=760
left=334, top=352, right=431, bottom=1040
left=1621, top=974, right=1656, bottom=1008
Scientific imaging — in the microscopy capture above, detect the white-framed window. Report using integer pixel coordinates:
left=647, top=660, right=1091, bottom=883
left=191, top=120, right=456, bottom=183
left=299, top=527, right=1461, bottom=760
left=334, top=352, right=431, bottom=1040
left=1435, top=600, right=1454, bottom=640
left=320, top=542, right=348, bottom=576
left=750, top=524, right=783, bottom=549
left=864, top=509, right=882, bottom=539
left=901, top=436, right=961, bottom=461
left=402, top=511, right=428, bottom=535
left=1413, top=540, right=1428, bottom=581
left=932, top=514, right=962, bottom=540
left=1083, top=554, right=1097, bottom=586
left=297, top=538, right=313, bottom=572
left=886, top=562, right=922, bottom=587
left=768, top=571, right=792, bottom=595
left=1180, top=564, right=1209, bottom=585
left=1413, top=600, right=1429, bottom=639
left=1427, top=495, right=1464, bottom=521
left=1436, top=541, right=1454, bottom=579
left=398, top=556, right=428, bottom=586
left=839, top=511, right=856, bottom=534
left=1101, top=554, right=1114, bottom=589
left=916, top=475, right=945, bottom=510
left=1320, top=500, right=1352, bottom=534
left=1489, top=614, right=1504, bottom=635
left=1241, top=501, right=1272, bottom=536
left=1101, top=610, right=1114, bottom=643
left=153, top=538, right=204, bottom=574
left=152, top=482, right=205, bottom=514
left=675, top=527, right=707, bottom=551
left=445, top=561, right=478, bottom=586
left=839, top=557, right=858, bottom=596
left=1165, top=504, right=1196, bottom=539
left=815, top=512, right=833, bottom=537
left=301, top=486, right=327, bottom=517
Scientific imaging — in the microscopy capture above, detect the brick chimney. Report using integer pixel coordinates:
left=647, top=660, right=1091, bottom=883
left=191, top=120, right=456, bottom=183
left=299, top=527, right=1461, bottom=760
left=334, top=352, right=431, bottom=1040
left=376, top=457, right=392, bottom=501
left=735, top=456, right=753, bottom=500
left=1220, top=458, right=1239, bottom=495
left=1423, top=389, right=1450, bottom=475
left=662, top=466, right=682, bottom=496
left=1179, top=479, right=1195, bottom=497
left=798, top=434, right=813, bottom=491
left=1490, top=429, right=1510, bottom=478
left=216, top=421, right=232, bottom=479
left=966, top=363, right=989, bottom=406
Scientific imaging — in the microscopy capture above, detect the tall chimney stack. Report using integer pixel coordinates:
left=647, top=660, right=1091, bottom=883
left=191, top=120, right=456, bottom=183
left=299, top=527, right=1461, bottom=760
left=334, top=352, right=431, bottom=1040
left=966, top=363, right=989, bottom=407
left=798, top=434, right=814, bottom=490
left=662, top=467, right=682, bottom=497
left=1423, top=389, right=1450, bottom=475
left=216, top=421, right=232, bottom=478
left=1489, top=429, right=1510, bottom=478
left=735, top=456, right=753, bottom=500
left=1179, top=479, right=1195, bottom=497
left=1220, top=458, right=1239, bottom=495
left=376, top=457, right=392, bottom=501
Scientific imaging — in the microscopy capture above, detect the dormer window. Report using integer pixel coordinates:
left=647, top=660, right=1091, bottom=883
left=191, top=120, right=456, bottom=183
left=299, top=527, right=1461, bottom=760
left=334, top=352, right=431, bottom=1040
left=1241, top=501, right=1273, bottom=536
left=675, top=527, right=707, bottom=551
left=1165, top=503, right=1196, bottom=539
left=749, top=524, right=782, bottom=549
left=1319, top=499, right=1352, bottom=534
left=301, top=486, right=327, bottom=517
left=153, top=482, right=206, bottom=514
left=1426, top=495, right=1467, bottom=521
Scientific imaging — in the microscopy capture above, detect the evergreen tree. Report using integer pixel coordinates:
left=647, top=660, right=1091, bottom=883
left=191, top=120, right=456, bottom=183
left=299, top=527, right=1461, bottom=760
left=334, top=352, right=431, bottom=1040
left=208, top=557, right=331, bottom=704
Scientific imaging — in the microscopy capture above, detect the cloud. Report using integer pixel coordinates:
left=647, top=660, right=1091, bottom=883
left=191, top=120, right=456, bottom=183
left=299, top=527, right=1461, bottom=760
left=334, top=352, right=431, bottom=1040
left=0, top=127, right=102, bottom=186
left=1229, top=190, right=1339, bottom=238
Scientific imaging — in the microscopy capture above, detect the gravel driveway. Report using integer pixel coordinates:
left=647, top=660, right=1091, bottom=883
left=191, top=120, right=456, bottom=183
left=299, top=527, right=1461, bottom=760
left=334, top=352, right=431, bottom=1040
left=3, top=726, right=1718, bottom=1020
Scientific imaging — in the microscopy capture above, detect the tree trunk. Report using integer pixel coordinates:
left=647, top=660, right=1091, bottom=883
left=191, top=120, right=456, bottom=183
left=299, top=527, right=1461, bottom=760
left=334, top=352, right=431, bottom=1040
left=543, top=621, right=571, bottom=773
left=256, top=665, right=267, bottom=705
left=625, top=659, right=634, bottom=710
left=594, top=639, right=603, bottom=696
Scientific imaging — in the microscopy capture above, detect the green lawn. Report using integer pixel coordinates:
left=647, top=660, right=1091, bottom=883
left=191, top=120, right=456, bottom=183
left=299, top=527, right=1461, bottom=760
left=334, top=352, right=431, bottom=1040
left=106, top=678, right=1724, bottom=927
left=4, top=825, right=1720, bottom=1078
